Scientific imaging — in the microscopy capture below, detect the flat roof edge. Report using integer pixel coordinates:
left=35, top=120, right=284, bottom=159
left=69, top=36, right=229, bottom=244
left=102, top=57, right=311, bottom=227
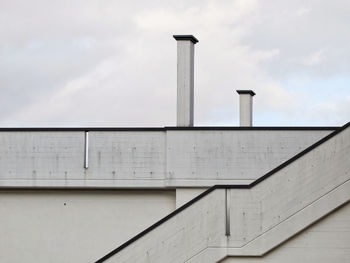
left=0, top=126, right=340, bottom=132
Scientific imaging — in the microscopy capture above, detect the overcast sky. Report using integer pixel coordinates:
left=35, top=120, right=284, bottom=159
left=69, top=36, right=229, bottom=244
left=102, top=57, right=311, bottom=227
left=0, top=0, right=349, bottom=127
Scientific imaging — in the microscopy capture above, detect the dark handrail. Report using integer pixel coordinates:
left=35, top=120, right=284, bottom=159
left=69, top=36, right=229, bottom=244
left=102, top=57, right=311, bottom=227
left=0, top=126, right=339, bottom=132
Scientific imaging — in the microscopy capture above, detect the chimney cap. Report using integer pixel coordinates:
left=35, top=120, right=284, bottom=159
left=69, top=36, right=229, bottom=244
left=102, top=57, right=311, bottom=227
left=173, top=35, right=199, bottom=44
left=236, top=90, right=256, bottom=96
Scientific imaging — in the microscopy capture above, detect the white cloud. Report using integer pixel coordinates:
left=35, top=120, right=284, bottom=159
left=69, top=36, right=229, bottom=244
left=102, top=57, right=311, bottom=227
left=309, top=96, right=350, bottom=125
left=301, top=49, right=325, bottom=66
left=0, top=0, right=349, bottom=127
left=296, top=7, right=310, bottom=16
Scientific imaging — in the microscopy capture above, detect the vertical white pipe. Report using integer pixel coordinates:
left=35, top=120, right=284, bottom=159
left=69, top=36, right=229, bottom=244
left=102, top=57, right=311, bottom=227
left=173, top=35, right=198, bottom=127
left=84, top=131, right=89, bottom=169
left=236, top=90, right=256, bottom=127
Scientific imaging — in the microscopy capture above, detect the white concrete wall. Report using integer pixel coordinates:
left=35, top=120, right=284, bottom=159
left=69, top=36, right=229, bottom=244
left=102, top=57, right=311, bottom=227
left=227, top=124, right=350, bottom=251
left=221, top=202, right=350, bottom=263
left=189, top=124, right=350, bottom=262
left=0, top=127, right=344, bottom=262
left=166, top=130, right=332, bottom=186
left=0, top=129, right=333, bottom=188
left=87, top=131, right=166, bottom=187
left=0, top=190, right=175, bottom=263
left=175, top=188, right=207, bottom=208
left=104, top=189, right=227, bottom=263
left=0, top=132, right=85, bottom=183
left=101, top=124, right=350, bottom=263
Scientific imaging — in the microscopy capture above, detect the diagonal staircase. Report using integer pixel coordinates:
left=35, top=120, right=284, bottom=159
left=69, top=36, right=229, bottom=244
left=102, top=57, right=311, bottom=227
left=96, top=122, right=350, bottom=263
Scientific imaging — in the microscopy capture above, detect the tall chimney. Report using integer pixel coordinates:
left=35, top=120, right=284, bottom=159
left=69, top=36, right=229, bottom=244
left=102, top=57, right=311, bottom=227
left=173, top=35, right=198, bottom=127
left=236, top=90, right=256, bottom=127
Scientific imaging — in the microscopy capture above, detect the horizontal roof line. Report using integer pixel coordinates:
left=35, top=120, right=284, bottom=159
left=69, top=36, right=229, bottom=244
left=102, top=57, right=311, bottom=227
left=0, top=126, right=340, bottom=132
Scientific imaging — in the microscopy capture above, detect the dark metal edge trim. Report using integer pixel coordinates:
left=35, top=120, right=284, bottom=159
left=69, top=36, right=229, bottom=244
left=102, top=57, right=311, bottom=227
left=0, top=127, right=339, bottom=132
left=0, top=127, right=165, bottom=132
left=236, top=90, right=256, bottom=96
left=173, top=35, right=199, bottom=44
left=164, top=126, right=339, bottom=131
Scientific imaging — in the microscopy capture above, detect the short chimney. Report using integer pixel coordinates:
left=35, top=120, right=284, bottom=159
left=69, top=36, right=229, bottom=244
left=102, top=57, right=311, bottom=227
left=236, top=90, right=256, bottom=127
left=173, top=35, right=199, bottom=127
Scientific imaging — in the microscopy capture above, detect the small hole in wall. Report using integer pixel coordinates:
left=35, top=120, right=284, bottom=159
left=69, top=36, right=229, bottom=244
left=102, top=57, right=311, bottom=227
left=64, top=203, right=66, bottom=206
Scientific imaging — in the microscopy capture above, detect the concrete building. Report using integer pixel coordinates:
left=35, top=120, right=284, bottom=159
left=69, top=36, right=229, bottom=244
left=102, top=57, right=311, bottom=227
left=0, top=35, right=349, bottom=263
